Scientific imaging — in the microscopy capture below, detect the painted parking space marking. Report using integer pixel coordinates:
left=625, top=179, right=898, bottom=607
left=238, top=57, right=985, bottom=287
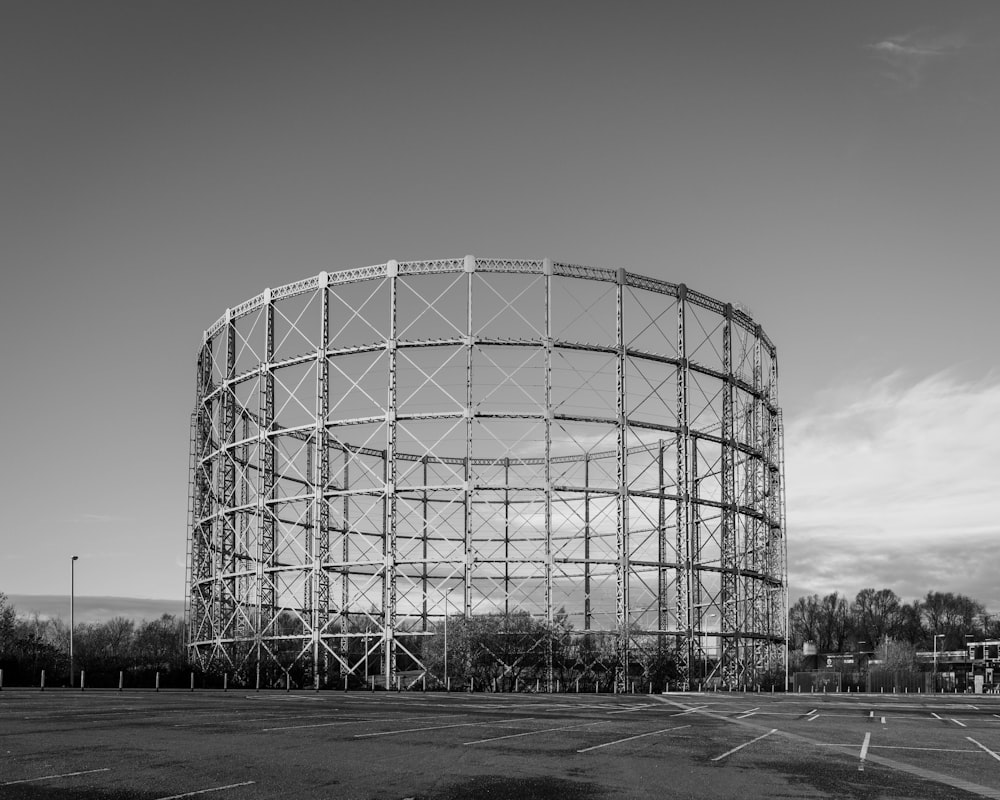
left=608, top=704, right=656, bottom=714
left=264, top=713, right=463, bottom=731
left=671, top=705, right=708, bottom=717
left=737, top=707, right=760, bottom=719
left=815, top=743, right=979, bottom=753
left=577, top=724, right=690, bottom=753
left=968, top=737, right=1000, bottom=762
left=464, top=720, right=609, bottom=745
left=807, top=714, right=819, bottom=721
left=859, top=731, right=871, bottom=772
left=932, top=712, right=944, bottom=720
left=355, top=716, right=536, bottom=739
left=153, top=780, right=255, bottom=799
left=1, top=768, right=111, bottom=787
left=710, top=729, right=777, bottom=762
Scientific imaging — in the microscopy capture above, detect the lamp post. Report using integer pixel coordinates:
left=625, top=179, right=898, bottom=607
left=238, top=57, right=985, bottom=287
left=933, top=633, right=945, bottom=675
left=70, top=556, right=79, bottom=687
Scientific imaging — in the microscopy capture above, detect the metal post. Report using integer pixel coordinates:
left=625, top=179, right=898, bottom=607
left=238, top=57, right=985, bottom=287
left=70, top=555, right=78, bottom=687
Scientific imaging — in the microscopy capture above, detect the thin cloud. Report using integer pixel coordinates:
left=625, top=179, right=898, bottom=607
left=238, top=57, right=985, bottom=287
left=786, top=370, right=1000, bottom=607
left=869, top=31, right=968, bottom=88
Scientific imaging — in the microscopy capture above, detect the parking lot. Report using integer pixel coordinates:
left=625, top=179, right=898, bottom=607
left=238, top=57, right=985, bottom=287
left=2, top=688, right=1000, bottom=799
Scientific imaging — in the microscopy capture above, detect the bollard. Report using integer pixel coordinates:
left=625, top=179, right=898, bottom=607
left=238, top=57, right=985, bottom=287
left=190, top=671, right=195, bottom=692
left=648, top=683, right=653, bottom=695
left=536, top=678, right=540, bottom=693
left=631, top=682, right=635, bottom=694
left=515, top=677, right=519, bottom=693
left=224, top=673, right=228, bottom=692
left=41, top=669, right=45, bottom=691
left=397, top=675, right=401, bottom=693
left=286, top=673, right=291, bottom=692
left=155, top=672, right=160, bottom=692
left=81, top=670, right=85, bottom=691
left=446, top=677, right=450, bottom=692
left=556, top=679, right=560, bottom=694
left=576, top=677, right=580, bottom=693
left=422, top=675, right=426, bottom=692
left=0, top=667, right=3, bottom=690
left=371, top=676, right=375, bottom=692
left=119, top=671, right=124, bottom=692
left=345, top=675, right=349, bottom=692
left=595, top=681, right=599, bottom=694
left=256, top=664, right=261, bottom=692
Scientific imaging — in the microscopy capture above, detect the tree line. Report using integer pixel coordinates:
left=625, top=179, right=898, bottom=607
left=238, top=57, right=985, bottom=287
left=0, top=592, right=186, bottom=686
left=789, top=588, right=996, bottom=663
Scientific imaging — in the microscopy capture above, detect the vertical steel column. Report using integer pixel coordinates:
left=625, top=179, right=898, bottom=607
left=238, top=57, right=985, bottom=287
left=422, top=456, right=429, bottom=631
left=690, top=436, right=701, bottom=667
left=215, top=310, right=237, bottom=660
left=256, top=292, right=275, bottom=680
left=313, top=273, right=331, bottom=687
left=340, top=451, right=350, bottom=672
left=675, top=285, right=692, bottom=689
left=504, top=458, right=510, bottom=617
left=657, top=440, right=667, bottom=640
left=750, top=326, right=764, bottom=678
left=720, top=305, right=738, bottom=686
left=584, top=453, right=591, bottom=631
left=384, top=261, right=399, bottom=689
left=463, top=255, right=475, bottom=620
left=543, top=258, right=554, bottom=690
left=189, top=343, right=215, bottom=663
left=615, top=268, right=629, bottom=693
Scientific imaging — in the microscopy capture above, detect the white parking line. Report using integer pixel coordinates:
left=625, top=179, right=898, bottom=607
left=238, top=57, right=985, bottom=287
left=968, top=737, right=1000, bottom=762
left=859, top=731, right=871, bottom=772
left=608, top=704, right=655, bottom=714
left=264, top=713, right=462, bottom=732
left=1, top=768, right=111, bottom=787
left=153, top=781, right=255, bottom=799
left=671, top=705, right=708, bottom=717
left=577, top=724, right=690, bottom=753
left=931, top=712, right=943, bottom=720
left=952, top=719, right=967, bottom=727
left=711, top=729, right=777, bottom=762
left=465, top=720, right=609, bottom=745
left=737, top=707, right=760, bottom=719
left=355, top=716, right=536, bottom=738
left=807, top=714, right=819, bottom=722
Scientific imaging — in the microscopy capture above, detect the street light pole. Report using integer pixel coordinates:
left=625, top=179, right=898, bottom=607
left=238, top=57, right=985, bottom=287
left=933, top=633, right=945, bottom=675
left=70, top=556, right=79, bottom=687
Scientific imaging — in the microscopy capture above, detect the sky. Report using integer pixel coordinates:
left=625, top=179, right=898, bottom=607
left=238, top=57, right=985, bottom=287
left=1, top=1, right=997, bottom=620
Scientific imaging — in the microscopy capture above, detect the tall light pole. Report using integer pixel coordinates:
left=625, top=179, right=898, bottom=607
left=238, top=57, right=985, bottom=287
left=933, top=633, right=945, bottom=676
left=70, top=555, right=79, bottom=687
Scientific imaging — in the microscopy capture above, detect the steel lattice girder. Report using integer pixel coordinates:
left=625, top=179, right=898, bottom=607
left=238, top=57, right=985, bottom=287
left=186, top=257, right=787, bottom=690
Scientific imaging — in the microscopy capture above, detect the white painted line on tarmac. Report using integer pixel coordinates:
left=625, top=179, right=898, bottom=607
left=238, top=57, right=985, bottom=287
left=968, top=737, right=1000, bottom=762
left=932, top=712, right=943, bottom=720
left=869, top=711, right=874, bottom=718
left=816, top=744, right=978, bottom=753
left=153, top=781, right=255, bottom=799
left=1, top=768, right=111, bottom=787
left=710, top=729, right=778, bottom=762
left=577, top=724, right=690, bottom=753
left=881, top=717, right=886, bottom=724
left=465, top=720, right=609, bottom=745
left=807, top=714, right=819, bottom=722
left=953, top=719, right=968, bottom=727
left=737, top=707, right=760, bottom=719
left=355, top=716, right=536, bottom=738
left=806, top=708, right=817, bottom=716
left=264, top=713, right=462, bottom=731
left=859, top=731, right=871, bottom=772
left=671, top=705, right=708, bottom=717
left=608, top=704, right=655, bottom=714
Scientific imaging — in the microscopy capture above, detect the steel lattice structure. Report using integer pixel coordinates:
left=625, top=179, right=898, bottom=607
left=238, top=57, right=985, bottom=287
left=187, top=257, right=786, bottom=691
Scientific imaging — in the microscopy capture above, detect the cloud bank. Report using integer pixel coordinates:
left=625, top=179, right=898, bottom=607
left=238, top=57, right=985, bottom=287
left=786, top=371, right=1000, bottom=608
left=870, top=30, right=968, bottom=88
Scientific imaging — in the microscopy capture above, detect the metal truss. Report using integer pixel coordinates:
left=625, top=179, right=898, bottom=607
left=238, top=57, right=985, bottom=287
left=186, top=257, right=787, bottom=691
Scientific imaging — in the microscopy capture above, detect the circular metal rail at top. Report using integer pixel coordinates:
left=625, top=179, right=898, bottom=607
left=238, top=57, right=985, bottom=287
left=187, top=256, right=787, bottom=691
